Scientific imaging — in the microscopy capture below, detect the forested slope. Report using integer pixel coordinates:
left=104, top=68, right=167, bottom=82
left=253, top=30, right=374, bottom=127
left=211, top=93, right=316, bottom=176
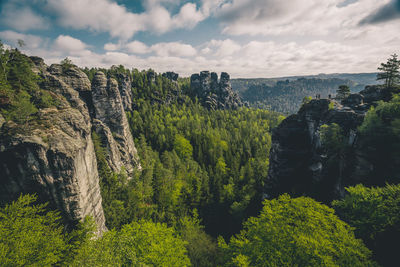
left=232, top=73, right=381, bottom=114
left=1, top=44, right=399, bottom=266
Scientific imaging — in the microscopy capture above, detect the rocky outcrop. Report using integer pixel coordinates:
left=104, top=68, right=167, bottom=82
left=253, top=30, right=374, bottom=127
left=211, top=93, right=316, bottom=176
left=190, top=71, right=244, bottom=110
left=266, top=85, right=396, bottom=202
left=0, top=65, right=106, bottom=232
left=91, top=72, right=141, bottom=175
left=115, top=73, right=133, bottom=112
left=162, top=71, right=179, bottom=82
left=0, top=57, right=144, bottom=233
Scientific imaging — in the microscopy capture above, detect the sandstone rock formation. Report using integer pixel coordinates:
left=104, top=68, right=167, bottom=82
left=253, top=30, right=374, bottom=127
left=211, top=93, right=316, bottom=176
left=266, top=85, right=395, bottom=202
left=190, top=71, right=244, bottom=110
left=116, top=72, right=133, bottom=112
left=0, top=64, right=106, bottom=232
left=0, top=57, right=142, bottom=233
left=162, top=71, right=179, bottom=82
left=91, top=71, right=141, bottom=175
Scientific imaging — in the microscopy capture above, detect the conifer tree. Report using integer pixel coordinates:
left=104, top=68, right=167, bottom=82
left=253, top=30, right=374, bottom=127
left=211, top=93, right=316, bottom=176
left=377, top=53, right=400, bottom=88
left=336, top=85, right=350, bottom=100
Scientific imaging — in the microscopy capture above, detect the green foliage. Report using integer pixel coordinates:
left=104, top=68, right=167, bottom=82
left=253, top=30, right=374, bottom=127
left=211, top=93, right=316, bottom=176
left=92, top=131, right=143, bottom=229
left=329, top=101, right=335, bottom=110
left=320, top=123, right=347, bottom=153
left=219, top=194, right=375, bottom=267
left=358, top=95, right=400, bottom=183
left=1, top=90, right=38, bottom=123
left=332, top=184, right=400, bottom=266
left=82, top=65, right=283, bottom=239
left=302, top=95, right=312, bottom=105
left=240, top=77, right=363, bottom=114
left=0, top=194, right=66, bottom=266
left=72, top=220, right=190, bottom=266
left=60, top=57, right=74, bottom=71
left=0, top=42, right=59, bottom=124
left=176, top=214, right=219, bottom=267
left=174, top=134, right=193, bottom=159
left=377, top=54, right=400, bottom=88
left=337, top=85, right=351, bottom=100
left=127, top=99, right=281, bottom=237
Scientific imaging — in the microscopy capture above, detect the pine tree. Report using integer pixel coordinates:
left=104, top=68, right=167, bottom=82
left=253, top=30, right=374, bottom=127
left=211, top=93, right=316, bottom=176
left=377, top=54, right=400, bottom=88
left=336, top=85, right=350, bottom=100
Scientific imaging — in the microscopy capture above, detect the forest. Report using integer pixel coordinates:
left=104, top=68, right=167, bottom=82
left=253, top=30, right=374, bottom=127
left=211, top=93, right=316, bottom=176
left=1, top=43, right=400, bottom=266
left=236, top=77, right=366, bottom=114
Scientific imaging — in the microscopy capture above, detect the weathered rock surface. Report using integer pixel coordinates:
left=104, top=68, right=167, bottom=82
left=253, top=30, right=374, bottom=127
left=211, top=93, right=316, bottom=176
left=0, top=65, right=106, bottom=232
left=115, top=72, right=133, bottom=112
left=266, top=85, right=397, bottom=202
left=162, top=71, right=179, bottom=81
left=190, top=71, right=244, bottom=110
left=91, top=72, right=141, bottom=175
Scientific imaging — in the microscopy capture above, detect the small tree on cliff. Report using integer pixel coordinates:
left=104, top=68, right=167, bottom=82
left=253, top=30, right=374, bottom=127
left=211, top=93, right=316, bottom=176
left=336, top=85, right=350, bottom=100
left=377, top=54, right=400, bottom=88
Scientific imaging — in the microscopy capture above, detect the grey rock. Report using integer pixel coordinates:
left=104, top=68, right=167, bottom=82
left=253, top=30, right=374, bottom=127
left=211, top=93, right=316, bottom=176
left=266, top=98, right=368, bottom=202
left=0, top=105, right=106, bottom=233
left=92, top=72, right=141, bottom=176
left=190, top=71, right=243, bottom=110
left=162, top=72, right=179, bottom=81
left=359, top=85, right=391, bottom=103
left=116, top=73, right=133, bottom=112
left=0, top=114, right=4, bottom=129
left=341, top=93, right=364, bottom=107
left=60, top=66, right=91, bottom=93
left=29, top=56, right=46, bottom=74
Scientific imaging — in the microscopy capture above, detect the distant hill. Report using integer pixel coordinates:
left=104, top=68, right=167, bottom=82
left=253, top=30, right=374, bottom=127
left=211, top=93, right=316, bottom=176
left=231, top=73, right=381, bottom=114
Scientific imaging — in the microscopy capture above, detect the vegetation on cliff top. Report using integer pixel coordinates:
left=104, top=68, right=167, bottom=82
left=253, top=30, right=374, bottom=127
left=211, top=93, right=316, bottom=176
left=1, top=43, right=400, bottom=266
left=0, top=42, right=60, bottom=124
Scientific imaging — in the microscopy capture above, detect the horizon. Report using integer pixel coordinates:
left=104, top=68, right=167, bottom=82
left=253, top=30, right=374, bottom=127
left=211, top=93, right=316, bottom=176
left=0, top=0, right=399, bottom=78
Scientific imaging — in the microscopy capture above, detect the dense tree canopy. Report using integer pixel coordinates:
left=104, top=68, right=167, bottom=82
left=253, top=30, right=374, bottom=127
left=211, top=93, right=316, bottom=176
left=0, top=195, right=66, bottom=266
left=333, top=184, right=400, bottom=266
left=239, top=78, right=363, bottom=114
left=358, top=94, right=400, bottom=185
left=219, top=194, right=375, bottom=267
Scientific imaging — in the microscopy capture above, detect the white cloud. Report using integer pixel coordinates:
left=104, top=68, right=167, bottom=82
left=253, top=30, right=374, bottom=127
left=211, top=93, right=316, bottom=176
left=126, top=41, right=150, bottom=54
left=150, top=42, right=197, bottom=57
left=204, top=39, right=241, bottom=57
left=0, top=30, right=44, bottom=49
left=45, top=0, right=208, bottom=39
left=104, top=43, right=120, bottom=51
left=172, top=3, right=205, bottom=28
left=103, top=40, right=196, bottom=57
left=52, top=35, right=92, bottom=57
left=0, top=3, right=48, bottom=31
left=54, top=35, right=87, bottom=52
left=214, top=0, right=394, bottom=37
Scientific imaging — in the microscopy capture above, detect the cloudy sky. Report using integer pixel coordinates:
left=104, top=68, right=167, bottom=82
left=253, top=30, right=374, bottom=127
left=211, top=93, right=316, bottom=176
left=0, top=0, right=399, bottom=78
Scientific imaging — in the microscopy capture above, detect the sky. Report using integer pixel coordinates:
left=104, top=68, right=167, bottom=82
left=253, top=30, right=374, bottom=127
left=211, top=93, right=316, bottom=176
left=0, top=0, right=399, bottom=78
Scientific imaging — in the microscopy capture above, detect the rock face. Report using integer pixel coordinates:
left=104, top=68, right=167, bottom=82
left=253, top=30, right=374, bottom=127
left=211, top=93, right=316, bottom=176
left=116, top=73, right=133, bottom=112
left=0, top=64, right=106, bottom=232
left=91, top=72, right=141, bottom=175
left=266, top=85, right=395, bottom=202
left=0, top=57, right=142, bottom=233
left=162, top=71, right=179, bottom=81
left=190, top=71, right=244, bottom=110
